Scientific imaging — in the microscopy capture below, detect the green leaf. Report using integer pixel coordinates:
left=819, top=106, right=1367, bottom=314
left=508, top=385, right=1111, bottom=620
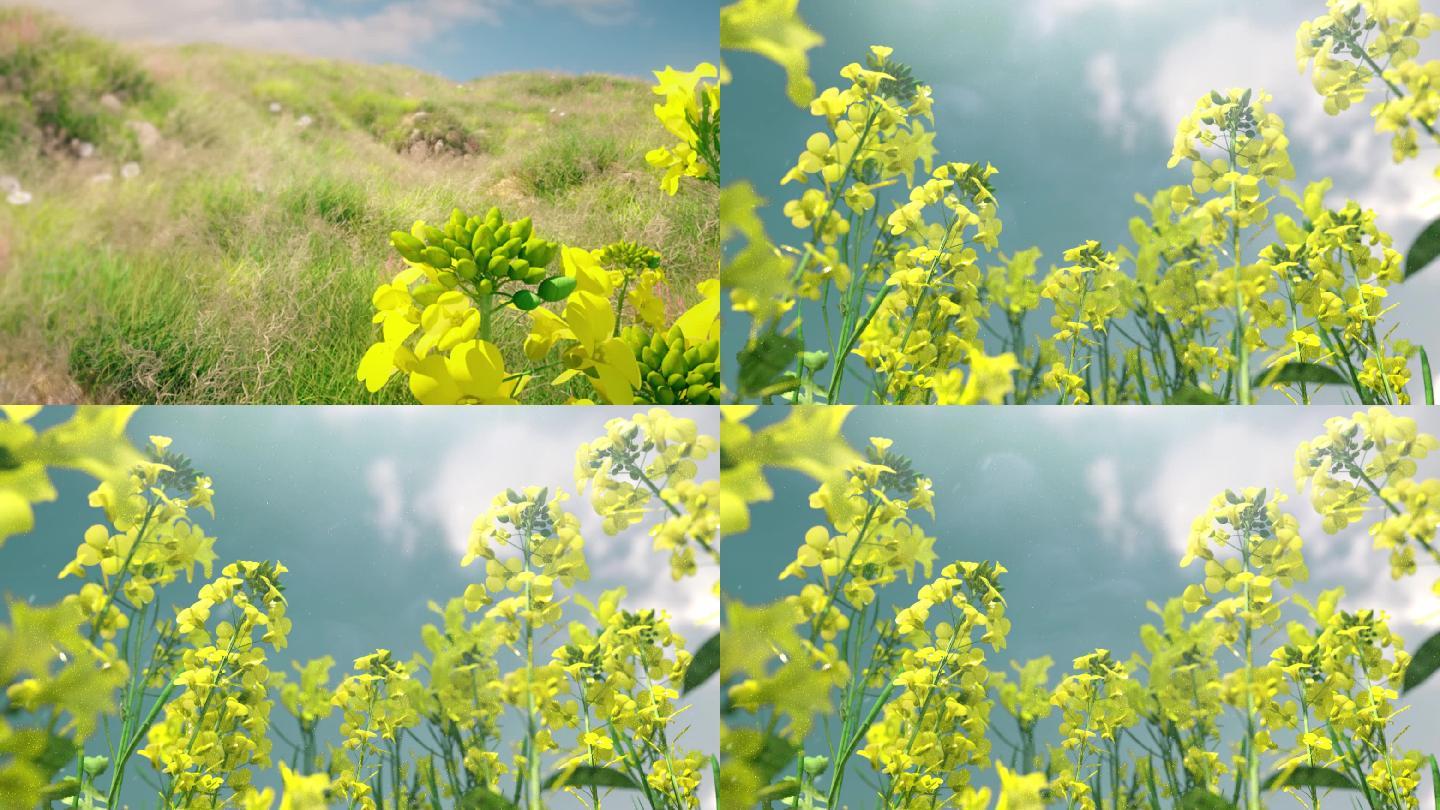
left=40, top=776, right=80, bottom=800
left=1252, top=361, right=1349, bottom=389
left=1165, top=385, right=1227, bottom=405
left=683, top=631, right=720, bottom=694
left=1428, top=754, right=1439, bottom=808
left=723, top=730, right=798, bottom=787
left=33, top=734, right=79, bottom=779
left=1403, top=628, right=1440, bottom=694
left=542, top=765, right=640, bottom=791
left=756, top=778, right=801, bottom=802
left=1262, top=765, right=1360, bottom=791
left=736, top=332, right=803, bottom=400
left=1178, top=789, right=1239, bottom=810
left=1405, top=216, right=1440, bottom=279
left=1422, top=345, right=1435, bottom=406
left=458, top=788, right=519, bottom=809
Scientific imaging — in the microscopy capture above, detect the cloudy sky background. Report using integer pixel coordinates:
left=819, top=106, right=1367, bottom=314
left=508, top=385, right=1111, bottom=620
left=1, top=0, right=718, bottom=78
left=2, top=405, right=718, bottom=807
left=727, top=405, right=1440, bottom=807
left=724, top=0, right=1440, bottom=401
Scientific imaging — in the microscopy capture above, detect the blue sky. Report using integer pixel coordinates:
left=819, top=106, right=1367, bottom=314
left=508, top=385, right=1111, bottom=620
left=728, top=405, right=1440, bottom=807
left=1, top=405, right=719, bottom=808
left=3, top=0, right=719, bottom=78
left=724, top=0, right=1440, bottom=400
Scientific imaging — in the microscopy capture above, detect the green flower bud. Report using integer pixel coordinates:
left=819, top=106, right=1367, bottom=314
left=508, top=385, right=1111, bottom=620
left=390, top=231, right=426, bottom=263
left=537, top=276, right=576, bottom=302
left=422, top=246, right=452, bottom=268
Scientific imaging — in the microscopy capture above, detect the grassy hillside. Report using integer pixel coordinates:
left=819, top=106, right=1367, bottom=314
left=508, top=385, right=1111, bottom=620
left=0, top=7, right=716, bottom=403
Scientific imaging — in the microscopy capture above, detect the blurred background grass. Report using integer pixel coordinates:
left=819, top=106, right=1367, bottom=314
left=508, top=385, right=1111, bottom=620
left=0, top=7, right=717, bottom=403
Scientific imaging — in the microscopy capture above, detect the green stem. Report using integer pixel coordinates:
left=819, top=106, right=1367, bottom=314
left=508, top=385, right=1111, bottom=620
left=479, top=291, right=493, bottom=343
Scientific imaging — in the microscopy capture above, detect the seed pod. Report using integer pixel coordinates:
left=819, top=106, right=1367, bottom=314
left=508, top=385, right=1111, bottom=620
left=390, top=231, right=426, bottom=263
left=422, top=246, right=452, bottom=268
left=511, top=290, right=541, bottom=311
left=507, top=258, right=530, bottom=279
left=537, top=275, right=576, bottom=302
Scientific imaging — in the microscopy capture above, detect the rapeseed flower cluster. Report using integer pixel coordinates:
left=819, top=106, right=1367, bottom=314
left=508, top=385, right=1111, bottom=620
left=3, top=407, right=716, bottom=810
left=645, top=63, right=720, bottom=194
left=725, top=34, right=1430, bottom=405
left=720, top=406, right=1434, bottom=810
left=576, top=410, right=719, bottom=583
left=1298, top=0, right=1440, bottom=170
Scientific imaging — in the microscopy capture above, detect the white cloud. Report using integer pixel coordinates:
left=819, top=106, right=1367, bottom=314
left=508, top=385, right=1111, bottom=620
left=1132, top=15, right=1439, bottom=243
left=1086, top=455, right=1138, bottom=549
left=535, top=0, right=636, bottom=26
left=1027, top=0, right=1150, bottom=36
left=415, top=421, right=596, bottom=556
left=1084, top=51, right=1138, bottom=151
left=1112, top=413, right=1440, bottom=647
left=21, top=0, right=505, bottom=61
left=594, top=523, right=720, bottom=634
left=365, top=457, right=418, bottom=553
left=1129, top=418, right=1316, bottom=554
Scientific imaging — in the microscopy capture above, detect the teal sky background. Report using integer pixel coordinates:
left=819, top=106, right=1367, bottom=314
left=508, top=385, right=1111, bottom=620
left=723, top=0, right=1440, bottom=401
left=1, top=0, right=718, bottom=79
left=1, top=405, right=718, bottom=808
left=727, top=405, right=1440, bottom=807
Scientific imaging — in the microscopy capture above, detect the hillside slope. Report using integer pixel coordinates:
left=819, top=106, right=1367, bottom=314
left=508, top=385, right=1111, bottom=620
left=0, top=7, right=716, bottom=403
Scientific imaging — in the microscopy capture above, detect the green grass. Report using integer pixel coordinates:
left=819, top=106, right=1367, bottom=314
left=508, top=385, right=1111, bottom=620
left=0, top=8, right=717, bottom=403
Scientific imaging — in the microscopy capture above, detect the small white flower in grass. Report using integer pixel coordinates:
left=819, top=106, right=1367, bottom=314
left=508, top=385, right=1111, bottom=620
left=75, top=141, right=95, bottom=158
left=121, top=162, right=141, bottom=180
left=0, top=176, right=19, bottom=194
left=297, top=114, right=313, bottom=128
left=7, top=189, right=32, bottom=205
left=269, top=102, right=282, bottom=114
